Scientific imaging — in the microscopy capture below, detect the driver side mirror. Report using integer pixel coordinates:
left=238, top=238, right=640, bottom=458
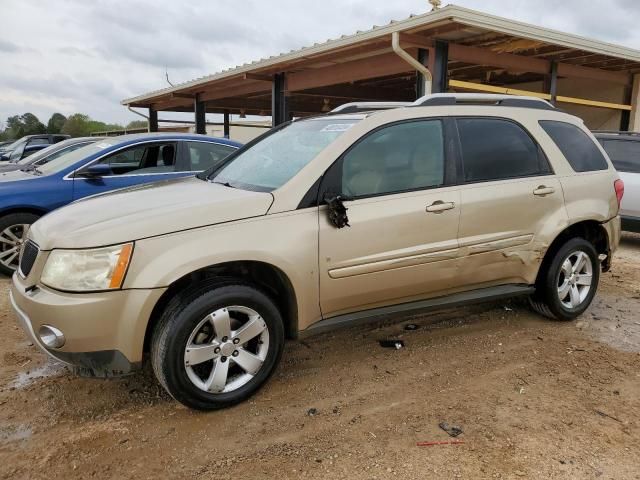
left=79, top=163, right=112, bottom=178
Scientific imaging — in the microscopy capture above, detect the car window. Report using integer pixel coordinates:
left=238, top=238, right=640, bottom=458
left=341, top=120, right=444, bottom=198
left=539, top=121, right=608, bottom=172
left=92, top=142, right=178, bottom=175
left=37, top=140, right=119, bottom=175
left=457, top=118, right=546, bottom=183
left=186, top=142, right=236, bottom=171
left=33, top=142, right=93, bottom=166
left=599, top=139, right=640, bottom=174
left=211, top=118, right=359, bottom=191
left=26, top=137, right=50, bottom=147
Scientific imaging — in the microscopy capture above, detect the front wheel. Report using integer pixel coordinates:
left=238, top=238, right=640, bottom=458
left=529, top=237, right=600, bottom=321
left=151, top=281, right=284, bottom=410
left=0, top=212, right=40, bottom=275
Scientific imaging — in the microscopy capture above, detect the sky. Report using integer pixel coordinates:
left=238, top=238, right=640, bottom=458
left=1, top=0, right=640, bottom=127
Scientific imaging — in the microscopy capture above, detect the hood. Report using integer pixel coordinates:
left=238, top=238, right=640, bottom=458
left=0, top=169, right=38, bottom=183
left=0, top=163, right=23, bottom=174
left=30, top=176, right=274, bottom=249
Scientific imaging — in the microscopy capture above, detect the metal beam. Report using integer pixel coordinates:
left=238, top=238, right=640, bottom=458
left=272, top=73, right=290, bottom=126
left=287, top=52, right=413, bottom=91
left=194, top=95, right=206, bottom=134
left=148, top=108, right=158, bottom=132
left=432, top=40, right=449, bottom=93
left=223, top=110, right=230, bottom=138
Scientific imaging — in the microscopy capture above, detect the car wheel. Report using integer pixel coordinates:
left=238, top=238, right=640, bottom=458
left=0, top=213, right=40, bottom=275
left=529, top=237, right=600, bottom=321
left=151, top=280, right=285, bottom=410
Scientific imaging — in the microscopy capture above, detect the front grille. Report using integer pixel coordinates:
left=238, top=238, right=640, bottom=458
left=19, top=240, right=38, bottom=277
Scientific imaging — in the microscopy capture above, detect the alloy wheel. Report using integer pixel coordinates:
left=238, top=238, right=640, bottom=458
left=184, top=305, right=269, bottom=393
left=0, top=224, right=28, bottom=270
left=557, top=250, right=593, bottom=309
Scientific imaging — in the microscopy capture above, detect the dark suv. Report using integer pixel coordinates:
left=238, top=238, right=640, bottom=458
left=0, top=134, right=70, bottom=162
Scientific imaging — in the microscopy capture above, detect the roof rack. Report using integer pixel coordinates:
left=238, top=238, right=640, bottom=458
left=329, top=94, right=557, bottom=116
left=413, top=93, right=556, bottom=111
left=329, top=101, right=413, bottom=114
left=592, top=130, right=640, bottom=136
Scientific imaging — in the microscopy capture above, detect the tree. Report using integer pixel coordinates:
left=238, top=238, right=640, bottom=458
left=126, top=120, right=148, bottom=130
left=61, top=114, right=124, bottom=137
left=61, top=113, right=92, bottom=137
left=5, top=113, right=46, bottom=138
left=46, top=113, right=67, bottom=134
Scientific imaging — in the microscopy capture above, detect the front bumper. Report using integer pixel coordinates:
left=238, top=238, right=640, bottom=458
left=10, top=274, right=166, bottom=377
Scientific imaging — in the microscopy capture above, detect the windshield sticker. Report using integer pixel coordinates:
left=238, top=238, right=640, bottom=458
left=321, top=123, right=354, bottom=132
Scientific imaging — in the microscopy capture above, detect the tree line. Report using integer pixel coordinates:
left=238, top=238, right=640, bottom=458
left=0, top=112, right=148, bottom=141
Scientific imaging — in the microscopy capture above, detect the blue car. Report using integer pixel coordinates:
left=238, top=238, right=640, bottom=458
left=0, top=133, right=241, bottom=274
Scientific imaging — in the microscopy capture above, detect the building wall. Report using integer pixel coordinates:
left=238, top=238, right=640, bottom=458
left=508, top=78, right=625, bottom=131
left=205, top=124, right=270, bottom=143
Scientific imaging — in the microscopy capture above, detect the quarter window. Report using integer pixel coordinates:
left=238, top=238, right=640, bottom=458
left=186, top=142, right=236, bottom=171
left=457, top=118, right=547, bottom=182
left=340, top=120, right=445, bottom=198
left=540, top=121, right=608, bottom=172
left=599, top=139, right=640, bottom=174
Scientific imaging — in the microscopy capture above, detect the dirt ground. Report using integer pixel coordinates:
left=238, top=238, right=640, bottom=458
left=1, top=236, right=639, bottom=480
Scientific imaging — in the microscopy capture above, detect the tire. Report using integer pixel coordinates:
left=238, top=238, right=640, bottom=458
left=151, top=280, right=285, bottom=410
left=0, top=212, right=40, bottom=276
left=529, top=237, right=600, bottom=321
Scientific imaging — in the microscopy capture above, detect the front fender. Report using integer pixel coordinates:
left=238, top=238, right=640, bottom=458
left=124, top=209, right=322, bottom=330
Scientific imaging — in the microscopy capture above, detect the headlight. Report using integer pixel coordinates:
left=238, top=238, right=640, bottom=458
left=41, top=243, right=133, bottom=292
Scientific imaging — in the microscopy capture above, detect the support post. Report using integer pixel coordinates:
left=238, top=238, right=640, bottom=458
left=148, top=108, right=158, bottom=132
left=628, top=74, right=640, bottom=132
left=223, top=110, right=231, bottom=138
left=271, top=73, right=290, bottom=126
left=194, top=95, right=206, bottom=135
left=416, top=48, right=428, bottom=99
left=547, top=61, right=558, bottom=106
left=431, top=40, right=449, bottom=94
left=622, top=75, right=639, bottom=131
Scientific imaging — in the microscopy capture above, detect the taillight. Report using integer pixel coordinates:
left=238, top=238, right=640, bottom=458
left=614, top=179, right=625, bottom=209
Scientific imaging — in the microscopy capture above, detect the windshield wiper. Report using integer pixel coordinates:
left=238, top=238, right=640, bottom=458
left=20, top=166, right=43, bottom=175
left=211, top=180, right=236, bottom=189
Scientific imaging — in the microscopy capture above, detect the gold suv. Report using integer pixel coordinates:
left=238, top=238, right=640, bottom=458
left=11, top=94, right=623, bottom=410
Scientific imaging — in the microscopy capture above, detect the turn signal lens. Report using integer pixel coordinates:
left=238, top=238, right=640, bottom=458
left=109, top=243, right=134, bottom=289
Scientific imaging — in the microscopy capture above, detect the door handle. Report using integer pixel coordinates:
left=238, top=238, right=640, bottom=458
left=426, top=201, right=455, bottom=213
left=533, top=185, right=555, bottom=196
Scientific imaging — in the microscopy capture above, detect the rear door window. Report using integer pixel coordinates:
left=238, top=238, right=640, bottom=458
left=600, top=139, right=640, bottom=173
left=540, top=121, right=608, bottom=172
left=456, top=118, right=549, bottom=183
left=186, top=142, right=236, bottom=171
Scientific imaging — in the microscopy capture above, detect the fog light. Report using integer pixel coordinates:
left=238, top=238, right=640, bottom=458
left=38, top=325, right=65, bottom=349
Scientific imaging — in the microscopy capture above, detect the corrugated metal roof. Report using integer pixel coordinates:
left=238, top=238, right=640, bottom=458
left=122, top=4, right=640, bottom=106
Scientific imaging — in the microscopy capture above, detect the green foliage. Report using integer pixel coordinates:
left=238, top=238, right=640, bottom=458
left=61, top=114, right=123, bottom=137
left=3, top=113, right=46, bottom=139
left=46, top=113, right=67, bottom=134
left=0, top=112, right=130, bottom=140
left=126, top=120, right=149, bottom=130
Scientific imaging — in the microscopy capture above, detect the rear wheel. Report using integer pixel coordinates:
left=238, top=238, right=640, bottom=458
left=529, top=238, right=600, bottom=321
left=0, top=213, right=40, bottom=275
left=151, top=281, right=284, bottom=410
